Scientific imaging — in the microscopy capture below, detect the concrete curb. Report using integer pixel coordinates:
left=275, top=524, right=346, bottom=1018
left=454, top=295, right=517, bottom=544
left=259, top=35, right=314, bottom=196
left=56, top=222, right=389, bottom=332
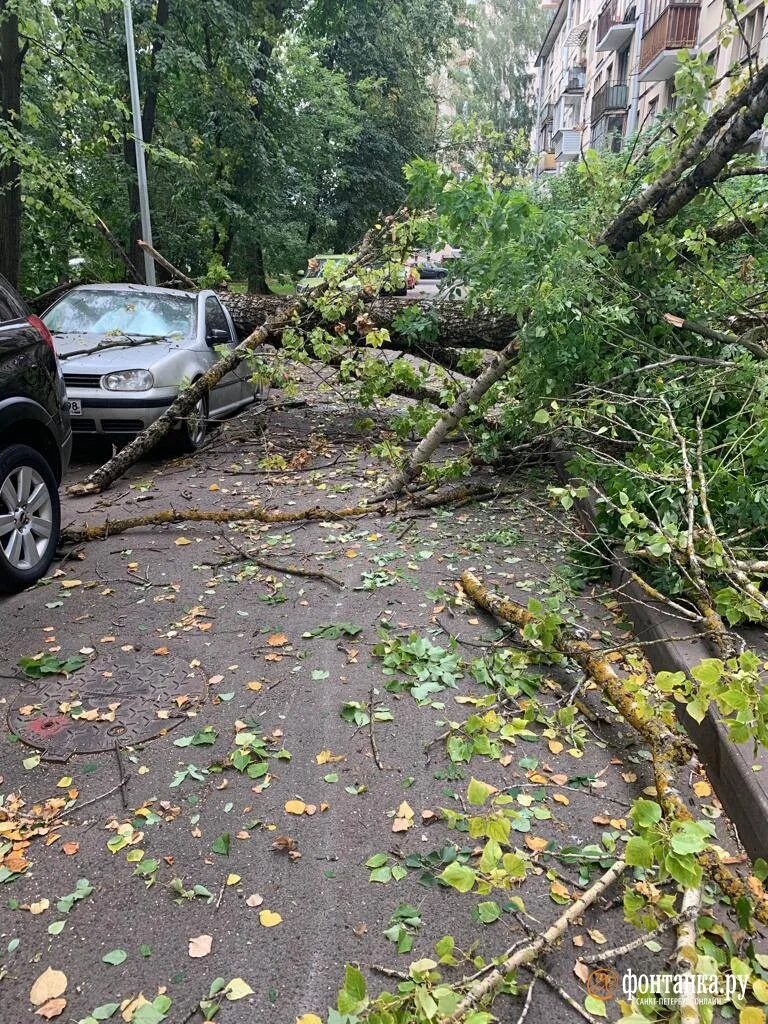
left=553, top=452, right=768, bottom=860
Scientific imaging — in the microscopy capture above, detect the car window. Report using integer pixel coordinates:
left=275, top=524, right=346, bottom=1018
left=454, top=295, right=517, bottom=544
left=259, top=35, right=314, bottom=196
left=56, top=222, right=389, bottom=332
left=205, top=297, right=232, bottom=340
left=44, top=289, right=195, bottom=340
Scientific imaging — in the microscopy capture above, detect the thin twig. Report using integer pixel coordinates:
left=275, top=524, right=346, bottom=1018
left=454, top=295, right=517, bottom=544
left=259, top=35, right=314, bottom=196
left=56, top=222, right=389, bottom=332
left=521, top=964, right=599, bottom=1024
left=580, top=909, right=691, bottom=963
left=113, top=740, right=128, bottom=808
left=369, top=686, right=385, bottom=770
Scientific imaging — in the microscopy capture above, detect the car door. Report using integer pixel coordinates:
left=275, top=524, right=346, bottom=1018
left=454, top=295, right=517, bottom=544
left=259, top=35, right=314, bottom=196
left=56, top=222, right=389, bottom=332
left=203, top=296, right=241, bottom=414
left=221, top=304, right=255, bottom=405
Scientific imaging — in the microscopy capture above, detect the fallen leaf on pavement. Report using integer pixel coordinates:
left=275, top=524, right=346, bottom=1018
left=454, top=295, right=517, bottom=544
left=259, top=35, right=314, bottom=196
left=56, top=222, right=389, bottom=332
left=30, top=968, right=67, bottom=1006
left=188, top=934, right=213, bottom=958
left=36, top=998, right=66, bottom=1019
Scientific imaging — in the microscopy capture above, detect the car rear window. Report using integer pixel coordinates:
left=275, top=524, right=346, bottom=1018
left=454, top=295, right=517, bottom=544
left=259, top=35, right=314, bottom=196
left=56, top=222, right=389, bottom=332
left=44, top=289, right=195, bottom=339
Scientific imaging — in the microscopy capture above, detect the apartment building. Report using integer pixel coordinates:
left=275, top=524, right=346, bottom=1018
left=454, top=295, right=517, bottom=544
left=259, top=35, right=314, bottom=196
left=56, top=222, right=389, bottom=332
left=534, top=0, right=768, bottom=174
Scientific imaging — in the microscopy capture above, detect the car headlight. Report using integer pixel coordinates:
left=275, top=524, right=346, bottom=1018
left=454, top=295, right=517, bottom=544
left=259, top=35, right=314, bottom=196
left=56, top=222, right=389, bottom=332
left=101, top=369, right=154, bottom=392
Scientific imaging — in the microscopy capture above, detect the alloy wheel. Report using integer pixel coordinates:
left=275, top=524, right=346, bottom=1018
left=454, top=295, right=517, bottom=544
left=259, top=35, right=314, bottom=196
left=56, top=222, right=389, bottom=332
left=0, top=465, right=54, bottom=570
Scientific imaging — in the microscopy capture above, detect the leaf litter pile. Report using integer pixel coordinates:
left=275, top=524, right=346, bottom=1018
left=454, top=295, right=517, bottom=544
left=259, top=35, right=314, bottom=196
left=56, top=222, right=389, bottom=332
left=0, top=389, right=765, bottom=1024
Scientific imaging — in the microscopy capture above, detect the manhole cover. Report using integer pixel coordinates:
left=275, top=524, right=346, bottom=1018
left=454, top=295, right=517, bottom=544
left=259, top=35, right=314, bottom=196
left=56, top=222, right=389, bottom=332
left=8, top=650, right=206, bottom=761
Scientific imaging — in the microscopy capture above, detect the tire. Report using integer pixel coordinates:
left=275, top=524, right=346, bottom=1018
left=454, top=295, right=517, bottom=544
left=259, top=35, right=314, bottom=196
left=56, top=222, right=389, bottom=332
left=0, top=444, right=61, bottom=593
left=175, top=389, right=209, bottom=453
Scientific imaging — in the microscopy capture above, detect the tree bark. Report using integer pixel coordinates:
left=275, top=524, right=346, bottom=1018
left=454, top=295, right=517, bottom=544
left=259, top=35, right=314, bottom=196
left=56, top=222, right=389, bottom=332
left=0, top=2, right=23, bottom=287
left=220, top=291, right=515, bottom=351
left=600, top=61, right=768, bottom=252
left=376, top=336, right=520, bottom=498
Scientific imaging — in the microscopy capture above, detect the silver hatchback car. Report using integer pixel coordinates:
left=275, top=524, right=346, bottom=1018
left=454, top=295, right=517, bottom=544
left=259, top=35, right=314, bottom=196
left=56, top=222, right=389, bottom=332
left=44, top=284, right=259, bottom=450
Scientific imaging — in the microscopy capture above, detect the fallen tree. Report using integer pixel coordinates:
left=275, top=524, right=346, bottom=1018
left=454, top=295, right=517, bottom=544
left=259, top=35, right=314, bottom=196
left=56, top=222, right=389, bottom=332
left=220, top=291, right=516, bottom=353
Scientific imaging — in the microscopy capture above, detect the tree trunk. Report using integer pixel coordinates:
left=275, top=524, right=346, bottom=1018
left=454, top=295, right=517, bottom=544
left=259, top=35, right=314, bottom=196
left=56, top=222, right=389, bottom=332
left=246, top=239, right=269, bottom=294
left=220, top=291, right=516, bottom=351
left=0, top=3, right=22, bottom=287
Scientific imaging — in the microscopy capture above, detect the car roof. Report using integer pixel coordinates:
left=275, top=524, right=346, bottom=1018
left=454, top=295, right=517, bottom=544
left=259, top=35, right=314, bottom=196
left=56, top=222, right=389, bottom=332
left=69, top=283, right=201, bottom=300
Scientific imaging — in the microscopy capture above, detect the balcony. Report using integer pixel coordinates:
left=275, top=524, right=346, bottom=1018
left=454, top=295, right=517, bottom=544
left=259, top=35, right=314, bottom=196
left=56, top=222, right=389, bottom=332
left=540, top=102, right=553, bottom=126
left=538, top=151, right=557, bottom=173
left=553, top=128, right=582, bottom=161
left=563, top=66, right=586, bottom=94
left=591, top=81, right=629, bottom=123
left=596, top=2, right=636, bottom=51
left=639, top=0, right=700, bottom=81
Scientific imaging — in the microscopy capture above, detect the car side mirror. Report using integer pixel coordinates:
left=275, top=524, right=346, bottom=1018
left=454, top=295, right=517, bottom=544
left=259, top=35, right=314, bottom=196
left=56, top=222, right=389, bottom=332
left=207, top=327, right=230, bottom=346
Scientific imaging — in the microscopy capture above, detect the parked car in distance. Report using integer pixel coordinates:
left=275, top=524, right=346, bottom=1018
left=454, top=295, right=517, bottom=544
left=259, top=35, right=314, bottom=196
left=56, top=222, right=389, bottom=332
left=298, top=255, right=415, bottom=295
left=0, top=274, right=72, bottom=592
left=44, top=284, right=260, bottom=451
left=415, top=256, right=447, bottom=280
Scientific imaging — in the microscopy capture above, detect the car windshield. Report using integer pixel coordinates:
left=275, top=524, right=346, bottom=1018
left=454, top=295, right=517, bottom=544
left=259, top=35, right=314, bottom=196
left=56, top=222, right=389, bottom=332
left=307, top=256, right=349, bottom=274
left=44, top=289, right=195, bottom=342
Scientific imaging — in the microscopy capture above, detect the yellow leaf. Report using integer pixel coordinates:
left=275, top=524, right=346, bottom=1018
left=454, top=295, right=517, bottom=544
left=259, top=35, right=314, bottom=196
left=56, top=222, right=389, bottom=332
left=30, top=968, right=67, bottom=1006
left=588, top=928, right=607, bottom=944
left=60, top=580, right=82, bottom=589
left=315, top=750, right=345, bottom=764
left=226, top=874, right=241, bottom=886
left=740, top=1009, right=765, bottom=1024
left=517, top=793, right=533, bottom=807
left=267, top=633, right=288, bottom=647
left=550, top=879, right=570, bottom=901
left=547, top=740, right=564, bottom=754
left=246, top=681, right=263, bottom=692
left=56, top=777, right=72, bottom=788
left=553, top=793, right=570, bottom=805
left=693, top=780, right=712, bottom=798
left=285, top=800, right=307, bottom=815
left=524, top=836, right=548, bottom=852
left=297, top=1016, right=323, bottom=1024
left=174, top=537, right=192, bottom=546
left=29, top=898, right=50, bottom=915
left=259, top=909, right=282, bottom=928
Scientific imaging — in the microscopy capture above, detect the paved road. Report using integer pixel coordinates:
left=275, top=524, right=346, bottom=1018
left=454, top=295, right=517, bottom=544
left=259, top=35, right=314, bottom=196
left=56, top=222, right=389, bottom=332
left=0, top=392, right=740, bottom=1023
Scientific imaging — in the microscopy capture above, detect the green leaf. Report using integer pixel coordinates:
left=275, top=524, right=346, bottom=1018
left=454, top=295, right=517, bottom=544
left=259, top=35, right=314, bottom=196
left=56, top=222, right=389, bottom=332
left=344, top=964, right=367, bottom=1002
left=476, top=900, right=501, bottom=923
left=438, top=861, right=476, bottom=893
left=91, top=1004, right=120, bottom=1020
left=624, top=836, right=654, bottom=869
left=585, top=994, right=608, bottom=1018
left=631, top=798, right=661, bottom=829
left=212, top=833, right=230, bottom=856
left=102, top=948, right=128, bottom=965
left=467, top=777, right=495, bottom=806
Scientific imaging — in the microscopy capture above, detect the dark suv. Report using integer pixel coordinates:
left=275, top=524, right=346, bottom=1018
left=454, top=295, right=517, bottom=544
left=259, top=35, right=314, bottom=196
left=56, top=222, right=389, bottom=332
left=0, top=274, right=71, bottom=591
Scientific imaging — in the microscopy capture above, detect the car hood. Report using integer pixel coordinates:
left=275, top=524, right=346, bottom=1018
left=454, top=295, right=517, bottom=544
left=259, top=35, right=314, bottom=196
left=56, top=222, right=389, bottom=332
left=53, top=333, right=190, bottom=373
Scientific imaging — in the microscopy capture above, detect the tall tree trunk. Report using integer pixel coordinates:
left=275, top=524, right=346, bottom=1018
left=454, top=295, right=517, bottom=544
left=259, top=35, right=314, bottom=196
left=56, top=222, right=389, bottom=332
left=0, top=2, right=22, bottom=287
left=247, top=239, right=269, bottom=293
left=123, top=0, right=170, bottom=276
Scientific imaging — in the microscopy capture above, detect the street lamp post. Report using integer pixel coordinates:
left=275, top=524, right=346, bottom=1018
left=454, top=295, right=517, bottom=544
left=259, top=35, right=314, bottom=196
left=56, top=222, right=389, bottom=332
left=123, top=0, right=156, bottom=286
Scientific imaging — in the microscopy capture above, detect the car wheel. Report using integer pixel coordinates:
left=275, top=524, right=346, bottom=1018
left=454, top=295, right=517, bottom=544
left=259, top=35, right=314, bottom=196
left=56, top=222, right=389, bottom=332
left=176, top=389, right=209, bottom=452
left=0, top=444, right=60, bottom=593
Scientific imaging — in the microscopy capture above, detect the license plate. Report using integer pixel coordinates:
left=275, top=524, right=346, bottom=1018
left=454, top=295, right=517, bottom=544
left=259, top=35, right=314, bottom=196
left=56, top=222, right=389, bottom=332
left=67, top=399, right=82, bottom=416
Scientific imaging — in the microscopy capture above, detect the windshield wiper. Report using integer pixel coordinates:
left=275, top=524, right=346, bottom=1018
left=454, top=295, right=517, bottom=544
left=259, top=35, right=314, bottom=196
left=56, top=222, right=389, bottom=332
left=58, top=335, right=181, bottom=360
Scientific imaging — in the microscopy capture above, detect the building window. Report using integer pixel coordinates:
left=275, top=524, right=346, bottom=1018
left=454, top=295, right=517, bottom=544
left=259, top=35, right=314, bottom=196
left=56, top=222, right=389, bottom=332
left=738, top=7, right=764, bottom=62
